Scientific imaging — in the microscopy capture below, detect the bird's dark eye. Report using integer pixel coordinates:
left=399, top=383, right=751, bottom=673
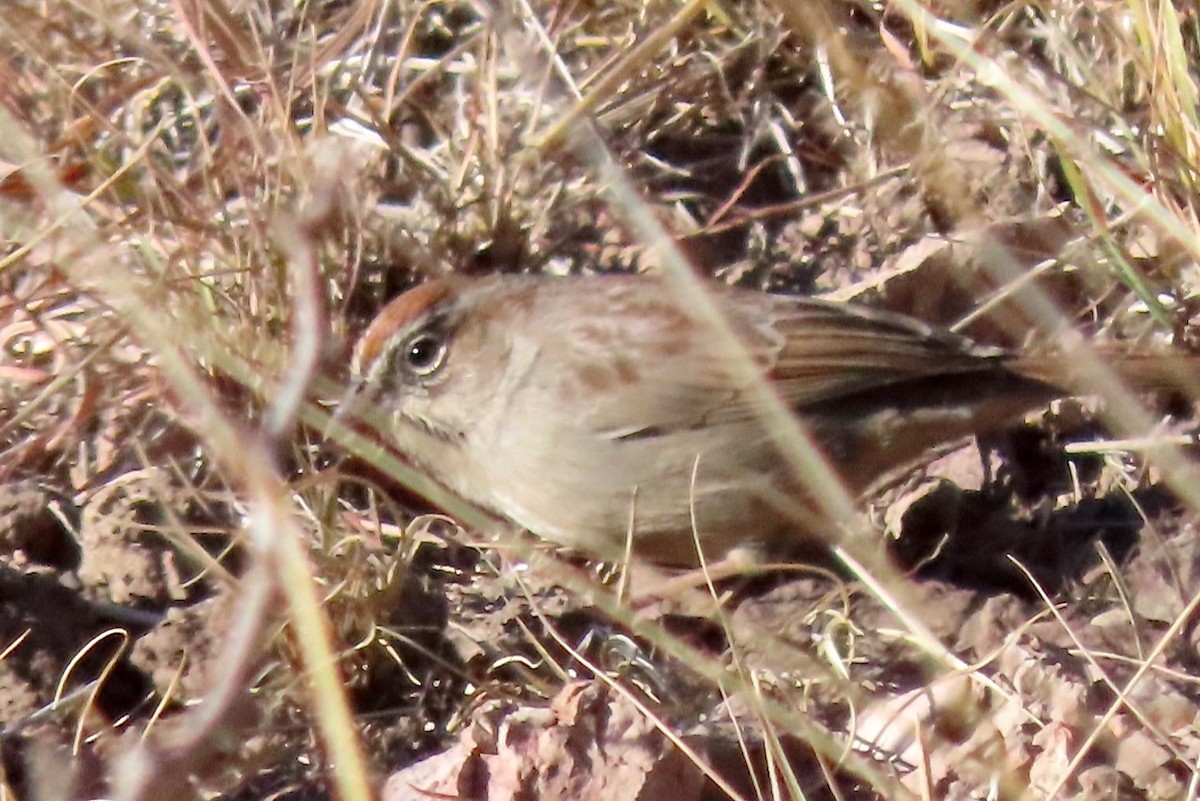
left=402, top=331, right=448, bottom=376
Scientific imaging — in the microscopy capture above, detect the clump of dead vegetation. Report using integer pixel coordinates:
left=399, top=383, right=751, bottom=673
left=2, top=1, right=1200, bottom=799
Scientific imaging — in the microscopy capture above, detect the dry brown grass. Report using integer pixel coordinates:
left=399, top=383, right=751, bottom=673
left=2, top=1, right=1200, bottom=799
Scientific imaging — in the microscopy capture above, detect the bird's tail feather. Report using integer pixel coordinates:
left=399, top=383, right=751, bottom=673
left=1012, top=349, right=1200, bottom=398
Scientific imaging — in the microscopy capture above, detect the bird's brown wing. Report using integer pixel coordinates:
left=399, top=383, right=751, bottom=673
left=565, top=280, right=1009, bottom=440
left=704, top=292, right=1060, bottom=493
left=745, top=293, right=1010, bottom=411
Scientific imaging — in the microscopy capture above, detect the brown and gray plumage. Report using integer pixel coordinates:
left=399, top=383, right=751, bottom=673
left=346, top=273, right=1193, bottom=566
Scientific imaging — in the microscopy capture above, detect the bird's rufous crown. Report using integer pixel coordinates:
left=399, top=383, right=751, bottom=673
left=352, top=280, right=455, bottom=377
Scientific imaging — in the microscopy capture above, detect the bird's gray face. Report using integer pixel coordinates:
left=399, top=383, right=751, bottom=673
left=347, top=280, right=479, bottom=450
